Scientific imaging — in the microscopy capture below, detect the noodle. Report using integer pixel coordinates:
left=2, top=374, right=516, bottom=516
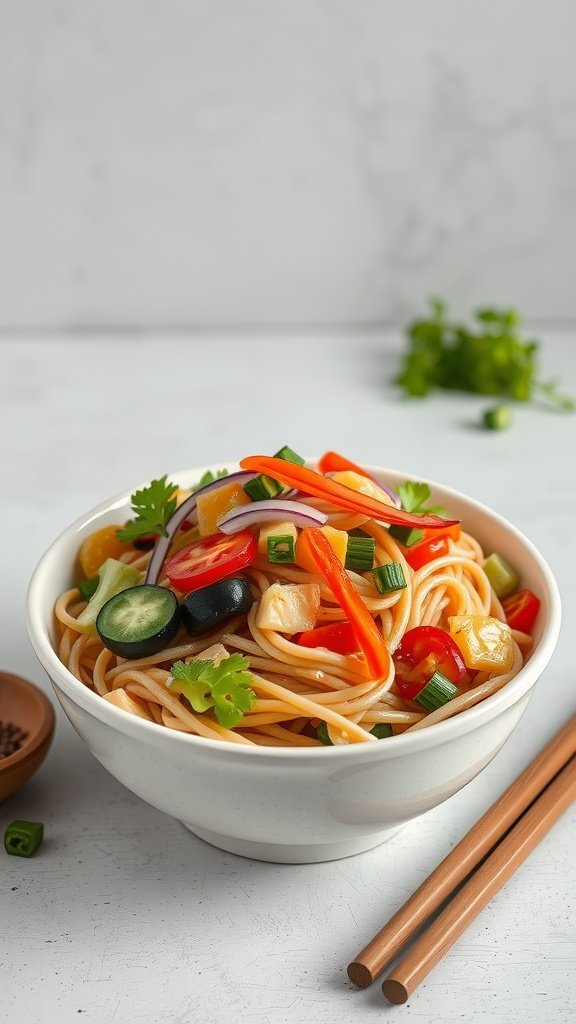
left=52, top=472, right=531, bottom=747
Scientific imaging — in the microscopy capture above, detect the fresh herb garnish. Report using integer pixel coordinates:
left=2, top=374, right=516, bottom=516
left=116, top=476, right=178, bottom=542
left=395, top=299, right=574, bottom=416
left=190, top=468, right=228, bottom=493
left=397, top=481, right=446, bottom=518
left=170, top=654, right=256, bottom=728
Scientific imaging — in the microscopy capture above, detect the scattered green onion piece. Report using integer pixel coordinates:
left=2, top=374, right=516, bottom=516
left=274, top=445, right=305, bottom=466
left=243, top=474, right=284, bottom=502
left=316, top=722, right=333, bottom=745
left=483, top=405, right=513, bottom=431
left=370, top=723, right=393, bottom=739
left=388, top=525, right=425, bottom=547
left=416, top=671, right=458, bottom=712
left=267, top=534, right=296, bottom=564
left=78, top=578, right=99, bottom=602
left=4, top=820, right=44, bottom=858
left=348, top=527, right=372, bottom=539
left=372, top=562, right=407, bottom=594
left=483, top=552, right=520, bottom=598
left=345, top=536, right=375, bottom=572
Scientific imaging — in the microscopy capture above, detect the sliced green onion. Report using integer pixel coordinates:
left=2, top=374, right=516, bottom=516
left=483, top=405, right=512, bottom=431
left=372, top=562, right=407, bottom=594
left=243, top=474, right=283, bottom=502
left=274, top=445, right=305, bottom=466
left=345, top=536, right=375, bottom=572
left=416, top=671, right=458, bottom=712
left=4, top=820, right=44, bottom=858
left=267, top=534, right=296, bottom=564
left=316, top=722, right=333, bottom=745
left=370, top=723, right=393, bottom=739
left=483, top=553, right=520, bottom=598
left=78, top=578, right=99, bottom=602
left=348, top=527, right=372, bottom=539
left=389, top=525, right=425, bottom=547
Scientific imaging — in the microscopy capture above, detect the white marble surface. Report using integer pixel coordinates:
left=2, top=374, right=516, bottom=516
left=1, top=1, right=575, bottom=327
left=1, top=330, right=575, bottom=1023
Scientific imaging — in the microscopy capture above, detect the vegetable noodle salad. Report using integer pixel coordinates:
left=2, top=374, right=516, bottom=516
left=53, top=448, right=541, bottom=747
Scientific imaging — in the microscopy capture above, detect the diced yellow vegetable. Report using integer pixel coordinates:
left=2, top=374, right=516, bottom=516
left=174, top=487, right=192, bottom=506
left=448, top=615, right=515, bottom=672
left=331, top=471, right=396, bottom=507
left=255, top=582, right=320, bottom=633
left=79, top=525, right=133, bottom=579
left=196, top=482, right=251, bottom=537
left=257, top=522, right=298, bottom=557
left=296, top=525, right=348, bottom=572
left=192, top=643, right=230, bottom=666
left=102, top=688, right=154, bottom=721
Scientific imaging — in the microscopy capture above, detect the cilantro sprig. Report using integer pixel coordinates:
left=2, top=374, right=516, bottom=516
left=116, top=475, right=178, bottom=542
left=395, top=299, right=574, bottom=418
left=170, top=654, right=256, bottom=729
left=397, top=480, right=446, bottom=518
left=190, top=468, right=228, bottom=493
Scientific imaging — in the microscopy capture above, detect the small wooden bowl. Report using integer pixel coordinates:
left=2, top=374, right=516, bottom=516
left=0, top=670, right=55, bottom=802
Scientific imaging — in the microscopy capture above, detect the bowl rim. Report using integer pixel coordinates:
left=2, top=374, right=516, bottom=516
left=0, top=669, right=56, bottom=774
left=26, top=461, right=562, bottom=762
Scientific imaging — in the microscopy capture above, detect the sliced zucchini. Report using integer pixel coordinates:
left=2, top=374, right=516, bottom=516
left=181, top=577, right=254, bottom=637
left=96, top=584, right=180, bottom=658
left=75, top=559, right=141, bottom=635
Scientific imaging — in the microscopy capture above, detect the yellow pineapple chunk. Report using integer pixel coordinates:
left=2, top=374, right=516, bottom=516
left=196, top=482, right=251, bottom=537
left=448, top=615, right=515, bottom=672
left=255, top=582, right=320, bottom=633
left=331, top=470, right=396, bottom=507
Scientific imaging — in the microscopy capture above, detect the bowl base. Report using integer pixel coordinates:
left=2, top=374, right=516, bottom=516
left=180, top=822, right=404, bottom=863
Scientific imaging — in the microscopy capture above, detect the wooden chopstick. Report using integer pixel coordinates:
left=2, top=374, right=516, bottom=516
left=347, top=715, right=576, bottom=989
left=382, top=753, right=576, bottom=1003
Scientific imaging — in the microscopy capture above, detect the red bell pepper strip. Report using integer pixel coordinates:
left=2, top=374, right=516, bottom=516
left=317, top=450, right=372, bottom=478
left=298, top=528, right=391, bottom=680
left=240, top=456, right=458, bottom=531
left=404, top=535, right=450, bottom=571
left=502, top=589, right=541, bottom=634
left=296, top=620, right=361, bottom=655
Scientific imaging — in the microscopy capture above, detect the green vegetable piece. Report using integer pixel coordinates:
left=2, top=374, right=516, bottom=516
left=394, top=298, right=574, bottom=415
left=316, top=722, right=333, bottom=745
left=75, top=559, right=141, bottom=635
left=388, top=525, right=425, bottom=547
left=370, top=723, right=393, bottom=739
left=170, top=654, right=256, bottom=729
left=78, top=577, right=99, bottom=602
left=267, top=534, right=296, bottom=564
left=243, top=475, right=283, bottom=502
left=416, top=672, right=458, bottom=712
left=116, top=475, right=178, bottom=542
left=373, top=562, right=407, bottom=594
left=397, top=481, right=431, bottom=514
left=4, top=820, right=44, bottom=858
left=273, top=445, right=305, bottom=466
left=190, top=468, right=229, bottom=493
left=483, top=553, right=520, bottom=598
left=345, top=536, right=375, bottom=573
left=483, top=405, right=512, bottom=431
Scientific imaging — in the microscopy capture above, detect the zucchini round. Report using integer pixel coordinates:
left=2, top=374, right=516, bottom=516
left=96, top=584, right=181, bottom=658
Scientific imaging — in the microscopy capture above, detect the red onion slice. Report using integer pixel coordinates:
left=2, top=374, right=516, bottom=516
left=145, top=470, right=257, bottom=585
left=218, top=499, right=327, bottom=535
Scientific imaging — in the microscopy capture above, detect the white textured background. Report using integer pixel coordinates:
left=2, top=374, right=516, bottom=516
left=1, top=0, right=575, bottom=328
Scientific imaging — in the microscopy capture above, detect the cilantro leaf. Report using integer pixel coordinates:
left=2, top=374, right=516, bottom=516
left=116, top=475, right=178, bottom=542
left=397, top=481, right=431, bottom=514
left=397, top=480, right=447, bottom=519
left=395, top=299, right=574, bottom=417
left=170, top=654, right=256, bottom=729
left=190, top=468, right=228, bottom=493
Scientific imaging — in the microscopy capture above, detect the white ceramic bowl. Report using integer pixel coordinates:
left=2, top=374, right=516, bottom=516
left=27, top=464, right=561, bottom=863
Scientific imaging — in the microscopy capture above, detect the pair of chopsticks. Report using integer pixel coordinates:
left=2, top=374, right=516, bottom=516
left=347, top=714, right=576, bottom=1004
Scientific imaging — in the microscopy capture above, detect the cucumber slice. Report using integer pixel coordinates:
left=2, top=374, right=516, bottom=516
left=96, top=585, right=180, bottom=658
left=75, top=559, right=141, bottom=635
left=181, top=577, right=254, bottom=637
